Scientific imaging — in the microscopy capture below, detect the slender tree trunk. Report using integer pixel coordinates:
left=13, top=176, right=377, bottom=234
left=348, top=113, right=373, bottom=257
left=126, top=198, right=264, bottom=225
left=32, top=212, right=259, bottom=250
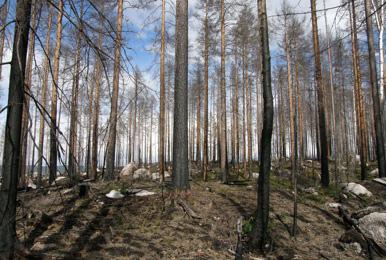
left=37, top=5, right=53, bottom=187
left=173, top=0, right=189, bottom=191
left=253, top=0, right=273, bottom=251
left=91, top=15, right=103, bottom=180
left=311, top=0, right=329, bottom=187
left=20, top=0, right=37, bottom=187
left=349, top=0, right=367, bottom=180
left=0, top=0, right=31, bottom=256
left=159, top=0, right=166, bottom=182
left=196, top=77, right=201, bottom=162
left=203, top=0, right=209, bottom=180
left=49, top=0, right=64, bottom=184
left=220, top=0, right=228, bottom=183
left=0, top=0, right=8, bottom=80
left=364, top=0, right=385, bottom=177
left=105, top=0, right=123, bottom=180
left=132, top=73, right=138, bottom=163
left=233, top=44, right=240, bottom=175
left=68, top=7, right=83, bottom=182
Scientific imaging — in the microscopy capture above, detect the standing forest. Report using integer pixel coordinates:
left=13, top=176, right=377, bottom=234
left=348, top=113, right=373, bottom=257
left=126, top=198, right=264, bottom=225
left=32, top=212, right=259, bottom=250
left=0, top=0, right=385, bottom=259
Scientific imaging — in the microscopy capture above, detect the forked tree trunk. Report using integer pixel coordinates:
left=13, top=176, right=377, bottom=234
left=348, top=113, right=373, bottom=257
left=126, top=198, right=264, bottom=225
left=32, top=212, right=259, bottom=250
left=0, top=0, right=31, bottom=257
left=105, top=0, right=123, bottom=180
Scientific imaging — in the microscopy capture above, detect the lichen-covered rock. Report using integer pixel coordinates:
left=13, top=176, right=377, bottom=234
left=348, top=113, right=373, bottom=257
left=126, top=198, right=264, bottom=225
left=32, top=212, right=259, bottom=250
left=133, top=168, right=150, bottom=179
left=358, top=212, right=386, bottom=250
left=370, top=168, right=379, bottom=176
left=342, top=182, right=372, bottom=197
left=120, top=163, right=137, bottom=176
left=106, top=190, right=124, bottom=199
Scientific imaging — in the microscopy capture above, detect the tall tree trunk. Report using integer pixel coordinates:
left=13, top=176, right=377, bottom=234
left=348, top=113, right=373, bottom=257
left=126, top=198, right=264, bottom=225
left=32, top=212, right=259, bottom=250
left=0, top=0, right=31, bottom=256
left=68, top=6, right=83, bottom=182
left=349, top=0, right=367, bottom=180
left=364, top=0, right=385, bottom=177
left=196, top=76, right=201, bottom=162
left=91, top=12, right=103, bottom=180
left=203, top=0, right=209, bottom=180
left=49, top=0, right=64, bottom=184
left=311, top=0, right=329, bottom=187
left=20, top=0, right=37, bottom=187
left=253, top=0, right=273, bottom=251
left=173, top=0, right=189, bottom=191
left=105, top=0, right=123, bottom=180
left=0, top=0, right=8, bottom=80
left=37, top=4, right=53, bottom=187
left=159, top=0, right=166, bottom=182
left=323, top=0, right=338, bottom=183
left=219, top=0, right=228, bottom=183
left=233, top=44, right=240, bottom=175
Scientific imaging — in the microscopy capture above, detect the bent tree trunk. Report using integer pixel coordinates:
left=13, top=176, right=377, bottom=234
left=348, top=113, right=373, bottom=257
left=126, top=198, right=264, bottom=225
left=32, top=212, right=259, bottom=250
left=252, top=0, right=274, bottom=252
left=173, top=0, right=189, bottom=191
left=0, top=0, right=32, bottom=257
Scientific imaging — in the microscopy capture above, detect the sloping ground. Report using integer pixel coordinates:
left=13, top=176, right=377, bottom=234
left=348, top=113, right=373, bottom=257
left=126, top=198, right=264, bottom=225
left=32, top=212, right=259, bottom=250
left=15, top=173, right=385, bottom=259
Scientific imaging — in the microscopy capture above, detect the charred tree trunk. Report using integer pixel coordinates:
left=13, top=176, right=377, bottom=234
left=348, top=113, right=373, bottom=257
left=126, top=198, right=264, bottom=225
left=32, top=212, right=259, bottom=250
left=311, top=0, right=329, bottom=187
left=20, top=0, right=37, bottom=187
left=364, top=0, right=385, bottom=177
left=49, top=0, right=64, bottom=184
left=0, top=0, right=31, bottom=256
left=252, top=0, right=273, bottom=251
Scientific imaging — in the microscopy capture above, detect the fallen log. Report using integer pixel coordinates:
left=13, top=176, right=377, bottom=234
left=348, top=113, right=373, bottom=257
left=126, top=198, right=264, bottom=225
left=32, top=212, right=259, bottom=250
left=177, top=198, right=202, bottom=219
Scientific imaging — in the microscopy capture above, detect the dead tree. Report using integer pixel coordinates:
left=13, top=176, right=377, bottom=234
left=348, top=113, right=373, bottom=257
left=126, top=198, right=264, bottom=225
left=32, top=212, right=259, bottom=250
left=172, top=0, right=189, bottom=191
left=219, top=0, right=229, bottom=183
left=364, top=0, right=386, bottom=177
left=49, top=0, right=64, bottom=184
left=0, top=0, right=32, bottom=257
left=311, top=0, right=329, bottom=187
left=159, top=0, right=166, bottom=182
left=105, top=0, right=123, bottom=180
left=37, top=4, right=53, bottom=187
left=252, top=0, right=274, bottom=252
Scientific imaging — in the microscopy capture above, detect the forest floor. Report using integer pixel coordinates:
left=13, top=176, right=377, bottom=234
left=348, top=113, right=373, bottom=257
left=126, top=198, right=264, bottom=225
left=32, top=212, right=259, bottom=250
left=15, top=161, right=385, bottom=259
